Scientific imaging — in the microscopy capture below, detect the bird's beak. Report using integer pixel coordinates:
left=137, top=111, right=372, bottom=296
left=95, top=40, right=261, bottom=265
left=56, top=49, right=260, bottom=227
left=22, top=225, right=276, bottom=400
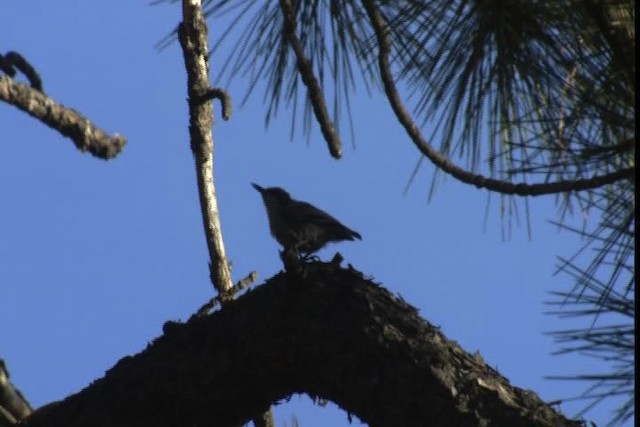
left=251, top=183, right=264, bottom=193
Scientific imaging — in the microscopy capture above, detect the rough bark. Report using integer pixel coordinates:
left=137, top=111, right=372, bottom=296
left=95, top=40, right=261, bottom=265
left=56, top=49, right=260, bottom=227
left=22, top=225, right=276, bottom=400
left=23, top=262, right=581, bottom=427
left=0, top=76, right=126, bottom=160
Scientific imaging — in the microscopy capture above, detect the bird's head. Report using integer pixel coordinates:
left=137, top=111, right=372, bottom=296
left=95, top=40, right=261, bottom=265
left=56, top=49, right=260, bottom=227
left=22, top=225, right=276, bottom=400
left=252, top=183, right=292, bottom=205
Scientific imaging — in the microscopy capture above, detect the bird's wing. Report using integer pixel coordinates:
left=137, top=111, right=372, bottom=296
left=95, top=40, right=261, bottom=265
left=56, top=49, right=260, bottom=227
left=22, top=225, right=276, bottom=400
left=293, top=201, right=362, bottom=240
left=294, top=201, right=342, bottom=225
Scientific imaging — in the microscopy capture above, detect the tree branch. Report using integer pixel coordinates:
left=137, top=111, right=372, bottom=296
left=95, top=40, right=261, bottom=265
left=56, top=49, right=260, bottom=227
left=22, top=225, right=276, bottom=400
left=0, top=360, right=32, bottom=424
left=0, top=51, right=43, bottom=91
left=178, top=0, right=233, bottom=294
left=178, top=2, right=272, bottom=425
left=190, top=271, right=258, bottom=320
left=23, top=263, right=582, bottom=427
left=361, top=0, right=633, bottom=197
left=582, top=0, right=635, bottom=90
left=0, top=76, right=126, bottom=160
left=279, top=0, right=342, bottom=159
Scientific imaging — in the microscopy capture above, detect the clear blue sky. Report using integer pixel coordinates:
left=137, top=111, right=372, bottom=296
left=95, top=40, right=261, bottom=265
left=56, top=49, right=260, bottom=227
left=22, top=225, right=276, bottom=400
left=1, top=2, right=630, bottom=426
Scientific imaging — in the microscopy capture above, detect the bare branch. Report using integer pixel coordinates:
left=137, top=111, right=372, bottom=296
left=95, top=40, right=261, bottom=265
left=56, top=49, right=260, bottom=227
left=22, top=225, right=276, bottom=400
left=178, top=0, right=233, bottom=294
left=279, top=0, right=342, bottom=159
left=0, top=51, right=43, bottom=91
left=0, top=76, right=127, bottom=160
left=191, top=271, right=258, bottom=320
left=178, top=2, right=272, bottom=424
left=361, top=0, right=633, bottom=197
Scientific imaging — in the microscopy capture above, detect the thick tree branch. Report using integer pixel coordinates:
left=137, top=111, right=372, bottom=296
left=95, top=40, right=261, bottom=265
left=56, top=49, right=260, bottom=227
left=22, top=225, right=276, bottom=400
left=361, top=0, right=633, bottom=196
left=178, top=0, right=233, bottom=295
left=23, top=263, right=581, bottom=427
left=0, top=76, right=126, bottom=160
left=279, top=0, right=342, bottom=159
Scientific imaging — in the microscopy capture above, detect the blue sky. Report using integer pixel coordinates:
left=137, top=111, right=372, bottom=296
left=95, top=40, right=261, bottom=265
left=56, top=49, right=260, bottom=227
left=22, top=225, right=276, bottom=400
left=1, top=2, right=631, bottom=426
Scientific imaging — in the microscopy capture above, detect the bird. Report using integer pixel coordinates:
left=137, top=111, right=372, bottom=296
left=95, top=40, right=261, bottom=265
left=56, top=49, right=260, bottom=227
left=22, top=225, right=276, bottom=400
left=252, top=183, right=361, bottom=258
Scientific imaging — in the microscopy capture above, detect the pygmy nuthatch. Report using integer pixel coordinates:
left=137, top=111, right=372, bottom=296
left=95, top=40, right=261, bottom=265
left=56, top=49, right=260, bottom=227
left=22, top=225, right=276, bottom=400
left=252, top=183, right=361, bottom=257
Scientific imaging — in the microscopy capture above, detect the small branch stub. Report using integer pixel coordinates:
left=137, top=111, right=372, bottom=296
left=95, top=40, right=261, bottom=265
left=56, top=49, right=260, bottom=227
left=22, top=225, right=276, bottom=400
left=191, top=271, right=258, bottom=320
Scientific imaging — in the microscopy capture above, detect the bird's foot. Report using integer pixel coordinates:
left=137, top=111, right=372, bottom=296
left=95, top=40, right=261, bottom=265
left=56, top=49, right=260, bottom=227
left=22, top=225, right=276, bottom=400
left=280, top=248, right=304, bottom=274
left=330, top=252, right=344, bottom=266
left=300, top=253, right=321, bottom=263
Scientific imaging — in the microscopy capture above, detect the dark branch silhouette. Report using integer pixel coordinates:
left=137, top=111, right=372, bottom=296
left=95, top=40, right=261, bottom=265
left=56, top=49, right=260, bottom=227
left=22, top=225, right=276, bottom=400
left=0, top=51, right=43, bottom=91
left=279, top=0, right=342, bottom=159
left=361, top=0, right=633, bottom=197
left=23, top=264, right=582, bottom=427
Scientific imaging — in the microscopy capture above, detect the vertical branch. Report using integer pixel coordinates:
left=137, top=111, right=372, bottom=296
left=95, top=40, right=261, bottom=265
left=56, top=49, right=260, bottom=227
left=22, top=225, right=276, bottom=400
left=177, top=2, right=273, bottom=425
left=178, top=0, right=233, bottom=295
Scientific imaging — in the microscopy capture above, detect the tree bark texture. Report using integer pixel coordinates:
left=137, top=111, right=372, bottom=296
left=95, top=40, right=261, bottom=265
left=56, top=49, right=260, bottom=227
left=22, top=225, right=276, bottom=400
left=23, top=262, right=581, bottom=427
left=0, top=76, right=126, bottom=160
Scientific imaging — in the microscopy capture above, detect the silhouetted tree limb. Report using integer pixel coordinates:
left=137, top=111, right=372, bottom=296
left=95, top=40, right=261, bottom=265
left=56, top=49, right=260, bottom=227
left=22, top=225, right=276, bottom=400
left=279, top=0, right=342, bottom=159
left=23, top=263, right=582, bottom=427
left=0, top=76, right=126, bottom=160
left=361, top=0, right=633, bottom=197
